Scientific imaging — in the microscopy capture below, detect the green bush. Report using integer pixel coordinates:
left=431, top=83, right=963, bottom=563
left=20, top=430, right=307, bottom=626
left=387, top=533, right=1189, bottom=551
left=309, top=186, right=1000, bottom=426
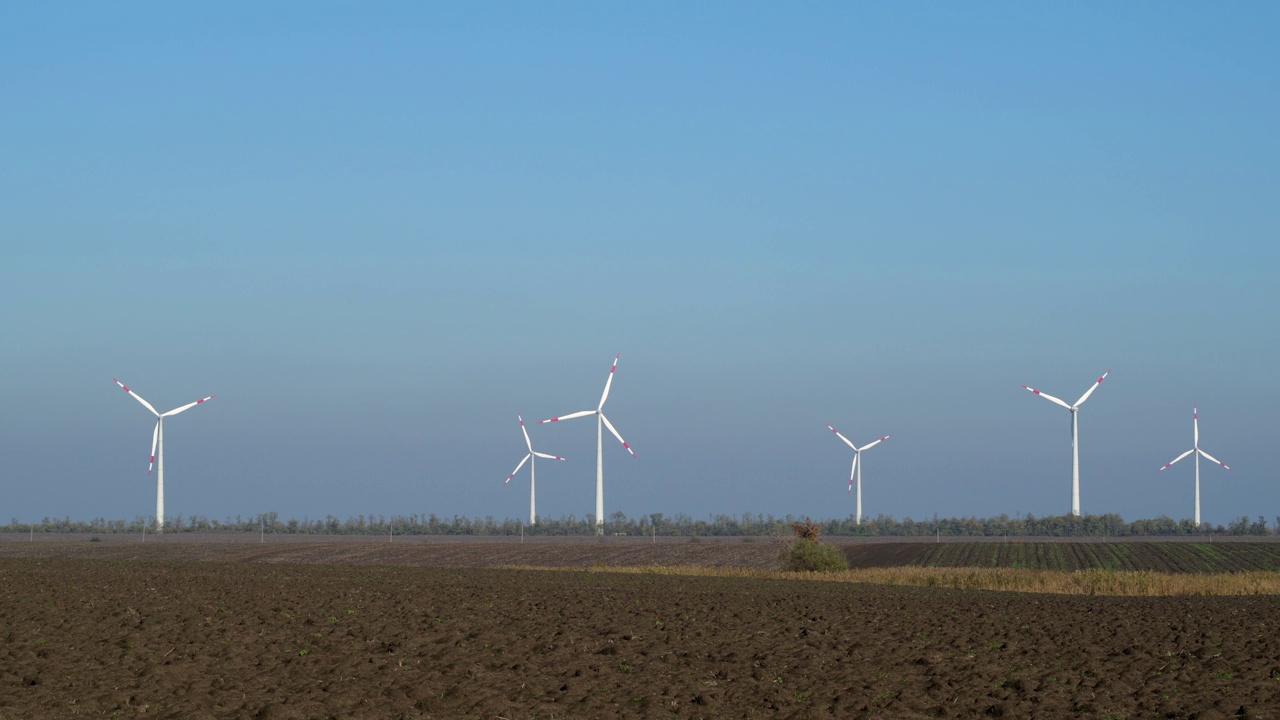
left=781, top=539, right=848, bottom=572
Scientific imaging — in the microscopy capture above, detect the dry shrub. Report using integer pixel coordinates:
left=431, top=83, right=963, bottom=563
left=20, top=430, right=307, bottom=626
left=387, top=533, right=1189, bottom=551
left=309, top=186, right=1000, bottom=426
left=790, top=520, right=822, bottom=542
left=779, top=519, right=847, bottom=573
left=781, top=540, right=848, bottom=572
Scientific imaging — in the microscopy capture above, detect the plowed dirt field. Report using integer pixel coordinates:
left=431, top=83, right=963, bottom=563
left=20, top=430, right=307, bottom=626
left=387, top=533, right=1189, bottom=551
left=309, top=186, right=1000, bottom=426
left=3, top=536, right=1276, bottom=573
left=843, top=541, right=1280, bottom=573
left=2, top=541, right=1279, bottom=718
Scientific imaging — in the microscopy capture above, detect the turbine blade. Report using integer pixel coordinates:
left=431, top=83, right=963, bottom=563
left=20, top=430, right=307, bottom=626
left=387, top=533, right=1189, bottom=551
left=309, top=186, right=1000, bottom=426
left=114, top=378, right=160, bottom=417
left=826, top=424, right=858, bottom=451
left=1158, top=448, right=1194, bottom=472
left=1198, top=448, right=1231, bottom=471
left=600, top=413, right=636, bottom=458
left=859, top=435, right=891, bottom=452
left=538, top=410, right=595, bottom=424
left=848, top=454, right=859, bottom=493
left=505, top=453, right=531, bottom=484
left=1021, top=384, right=1072, bottom=410
left=1073, top=369, right=1110, bottom=407
left=533, top=452, right=566, bottom=461
left=1193, top=406, right=1199, bottom=447
left=598, top=353, right=619, bottom=410
left=162, top=394, right=216, bottom=417
left=519, top=415, right=533, bottom=452
left=148, top=421, right=159, bottom=476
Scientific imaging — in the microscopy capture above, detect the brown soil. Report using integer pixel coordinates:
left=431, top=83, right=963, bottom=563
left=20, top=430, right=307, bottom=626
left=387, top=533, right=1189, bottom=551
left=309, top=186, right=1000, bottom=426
left=0, top=536, right=786, bottom=570
left=842, top=541, right=1280, bottom=573
left=4, top=535, right=1277, bottom=573
left=2, top=542, right=1279, bottom=718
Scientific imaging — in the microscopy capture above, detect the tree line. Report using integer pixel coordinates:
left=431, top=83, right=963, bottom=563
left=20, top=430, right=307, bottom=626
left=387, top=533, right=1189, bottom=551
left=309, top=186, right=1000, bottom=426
left=5, top=511, right=1276, bottom=537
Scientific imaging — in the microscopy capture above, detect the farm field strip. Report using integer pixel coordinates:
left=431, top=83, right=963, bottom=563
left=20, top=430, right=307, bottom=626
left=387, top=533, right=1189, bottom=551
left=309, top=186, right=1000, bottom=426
left=844, top=541, right=1280, bottom=574
left=2, top=558, right=1278, bottom=718
left=518, top=564, right=1280, bottom=596
left=3, top=539, right=1280, bottom=575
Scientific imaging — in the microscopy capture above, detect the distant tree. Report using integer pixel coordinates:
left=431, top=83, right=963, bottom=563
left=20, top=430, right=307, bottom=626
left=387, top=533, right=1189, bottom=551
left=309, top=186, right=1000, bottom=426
left=609, top=511, right=629, bottom=534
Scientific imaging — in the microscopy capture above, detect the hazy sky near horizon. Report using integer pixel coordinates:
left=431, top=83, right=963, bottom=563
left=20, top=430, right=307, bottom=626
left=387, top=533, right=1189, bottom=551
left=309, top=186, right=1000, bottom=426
left=2, top=3, right=1277, bottom=528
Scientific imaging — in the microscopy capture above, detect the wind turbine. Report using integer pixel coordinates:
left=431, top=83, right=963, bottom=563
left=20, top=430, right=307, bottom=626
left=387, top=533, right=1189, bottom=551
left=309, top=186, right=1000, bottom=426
left=114, top=378, right=215, bottom=531
left=1020, top=369, right=1109, bottom=517
left=505, top=414, right=566, bottom=526
left=539, top=354, right=635, bottom=532
left=1159, top=406, right=1232, bottom=527
left=826, top=424, right=891, bottom=525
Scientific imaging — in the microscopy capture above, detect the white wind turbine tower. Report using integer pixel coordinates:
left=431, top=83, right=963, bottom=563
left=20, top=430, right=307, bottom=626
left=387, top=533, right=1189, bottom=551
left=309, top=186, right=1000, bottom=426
left=1021, top=369, right=1109, bottom=517
left=114, top=378, right=216, bottom=531
left=539, top=354, right=635, bottom=532
left=1159, top=406, right=1232, bottom=527
left=505, top=414, right=566, bottom=526
left=826, top=424, right=891, bottom=525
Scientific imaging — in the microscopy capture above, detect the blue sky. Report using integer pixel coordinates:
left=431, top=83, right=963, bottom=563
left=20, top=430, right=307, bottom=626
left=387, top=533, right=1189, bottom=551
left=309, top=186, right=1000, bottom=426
left=2, top=3, right=1277, bottom=527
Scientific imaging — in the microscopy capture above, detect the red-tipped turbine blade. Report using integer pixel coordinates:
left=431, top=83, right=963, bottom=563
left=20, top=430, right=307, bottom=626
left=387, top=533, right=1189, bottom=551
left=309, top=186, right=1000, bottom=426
left=598, top=353, right=620, bottom=410
left=537, top=410, right=595, bottom=424
left=506, top=453, right=532, bottom=484
left=1074, top=369, right=1110, bottom=407
left=1022, top=384, right=1072, bottom=410
left=859, top=434, right=891, bottom=452
left=148, top=421, right=159, bottom=476
left=162, top=394, right=216, bottom=417
left=827, top=424, right=858, bottom=451
left=518, top=415, right=533, bottom=452
left=1158, top=448, right=1194, bottom=472
left=115, top=378, right=160, bottom=416
left=600, top=413, right=636, bottom=458
left=1198, top=449, right=1231, bottom=471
